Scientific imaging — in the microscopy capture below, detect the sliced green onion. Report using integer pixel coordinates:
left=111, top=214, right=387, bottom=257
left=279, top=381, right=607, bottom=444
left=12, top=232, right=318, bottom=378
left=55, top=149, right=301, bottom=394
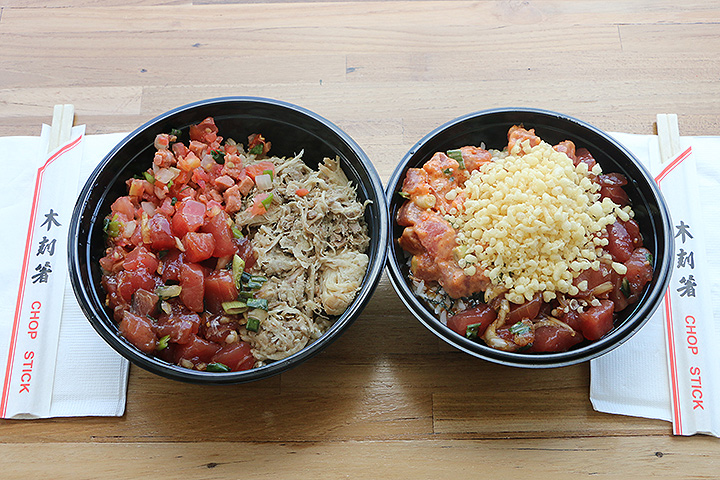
left=645, top=252, right=654, bottom=264
left=240, top=272, right=252, bottom=283
left=620, top=278, right=631, bottom=298
left=155, top=285, right=182, bottom=299
left=170, top=128, right=182, bottom=138
left=465, top=322, right=483, bottom=340
left=249, top=144, right=263, bottom=155
left=167, top=179, right=174, bottom=189
left=222, top=300, right=247, bottom=315
left=156, top=335, right=170, bottom=351
left=206, top=362, right=230, bottom=372
left=238, top=291, right=254, bottom=300
left=171, top=197, right=177, bottom=206
left=398, top=191, right=410, bottom=199
left=232, top=254, right=246, bottom=289
left=246, top=317, right=260, bottom=332
left=262, top=169, right=274, bottom=180
left=231, top=224, right=244, bottom=239
left=261, top=192, right=274, bottom=209
left=245, top=275, right=267, bottom=290
left=103, top=214, right=121, bottom=238
left=248, top=308, right=267, bottom=323
left=143, top=171, right=155, bottom=184
left=446, top=149, right=465, bottom=169
left=211, top=150, right=225, bottom=164
left=246, top=298, right=268, bottom=310
left=509, top=322, right=531, bottom=336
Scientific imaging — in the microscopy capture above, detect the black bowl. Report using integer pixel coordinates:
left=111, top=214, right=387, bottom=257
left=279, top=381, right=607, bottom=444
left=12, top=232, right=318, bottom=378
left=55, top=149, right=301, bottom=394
left=68, top=97, right=388, bottom=384
left=386, top=108, right=673, bottom=368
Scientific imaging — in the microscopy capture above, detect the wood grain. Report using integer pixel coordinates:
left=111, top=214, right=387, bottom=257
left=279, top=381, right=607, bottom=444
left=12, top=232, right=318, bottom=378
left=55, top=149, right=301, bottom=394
left=1, top=0, right=719, bottom=477
left=0, top=437, right=717, bottom=479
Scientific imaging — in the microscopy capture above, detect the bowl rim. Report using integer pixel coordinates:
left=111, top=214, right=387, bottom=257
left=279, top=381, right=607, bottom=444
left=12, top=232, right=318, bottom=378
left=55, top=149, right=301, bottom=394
left=385, top=107, right=674, bottom=368
left=68, top=96, right=389, bottom=384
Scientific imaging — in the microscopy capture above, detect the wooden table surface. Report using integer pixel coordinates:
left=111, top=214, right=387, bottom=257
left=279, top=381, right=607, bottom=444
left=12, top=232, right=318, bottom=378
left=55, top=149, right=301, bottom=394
left=1, top=0, right=719, bottom=478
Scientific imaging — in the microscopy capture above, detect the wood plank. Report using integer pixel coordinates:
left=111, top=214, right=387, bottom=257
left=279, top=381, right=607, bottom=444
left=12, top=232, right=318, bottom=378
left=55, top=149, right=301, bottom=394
left=0, top=437, right=717, bottom=479
left=0, top=383, right=433, bottom=442
left=4, top=1, right=720, bottom=28
left=0, top=0, right=188, bottom=6
left=0, top=51, right=348, bottom=89
left=0, top=87, right=142, bottom=117
left=0, top=15, right=619, bottom=53
left=433, top=389, right=672, bottom=437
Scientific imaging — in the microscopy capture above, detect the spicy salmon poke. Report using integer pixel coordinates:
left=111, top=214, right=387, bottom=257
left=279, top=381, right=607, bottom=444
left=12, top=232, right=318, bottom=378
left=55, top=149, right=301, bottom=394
left=396, top=125, right=653, bottom=353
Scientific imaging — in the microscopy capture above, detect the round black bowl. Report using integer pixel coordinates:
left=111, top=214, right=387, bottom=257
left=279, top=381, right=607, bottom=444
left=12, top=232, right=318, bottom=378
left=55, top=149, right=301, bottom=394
left=386, top=108, right=673, bottom=368
left=68, top=97, right=388, bottom=384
